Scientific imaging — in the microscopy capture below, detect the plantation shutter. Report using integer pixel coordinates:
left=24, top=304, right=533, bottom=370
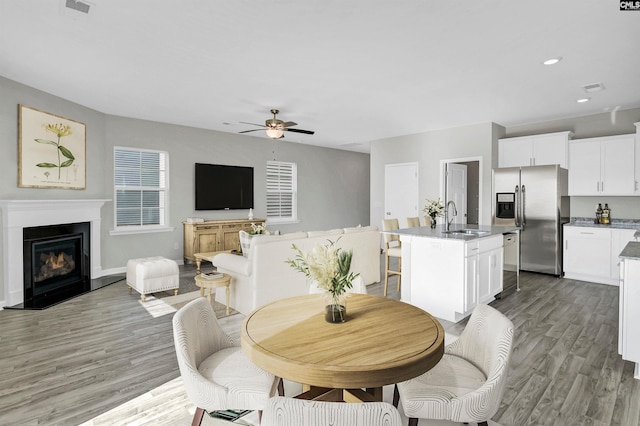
left=114, top=148, right=167, bottom=227
left=266, top=161, right=297, bottom=222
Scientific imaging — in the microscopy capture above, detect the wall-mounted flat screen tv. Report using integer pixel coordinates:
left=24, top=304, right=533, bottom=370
left=195, top=163, right=254, bottom=210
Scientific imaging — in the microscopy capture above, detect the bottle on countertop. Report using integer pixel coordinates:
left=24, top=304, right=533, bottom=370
left=601, top=203, right=610, bottom=224
left=596, top=203, right=603, bottom=224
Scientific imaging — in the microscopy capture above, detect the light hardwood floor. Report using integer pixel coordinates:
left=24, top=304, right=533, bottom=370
left=1, top=261, right=639, bottom=425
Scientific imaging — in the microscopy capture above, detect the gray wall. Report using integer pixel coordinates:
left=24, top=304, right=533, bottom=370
left=370, top=122, right=502, bottom=231
left=0, top=76, right=370, bottom=302
left=505, top=108, right=640, bottom=219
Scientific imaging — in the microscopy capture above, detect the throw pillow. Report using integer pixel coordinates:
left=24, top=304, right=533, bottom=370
left=239, top=230, right=252, bottom=258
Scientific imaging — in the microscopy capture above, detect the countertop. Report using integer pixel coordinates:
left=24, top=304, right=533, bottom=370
left=385, top=224, right=520, bottom=241
left=566, top=218, right=640, bottom=231
left=620, top=242, right=640, bottom=260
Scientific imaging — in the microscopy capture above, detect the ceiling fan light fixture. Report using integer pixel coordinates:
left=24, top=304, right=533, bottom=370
left=266, top=128, right=284, bottom=139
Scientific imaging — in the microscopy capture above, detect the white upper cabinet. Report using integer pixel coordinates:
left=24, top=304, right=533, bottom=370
left=498, top=131, right=573, bottom=168
left=568, top=134, right=635, bottom=196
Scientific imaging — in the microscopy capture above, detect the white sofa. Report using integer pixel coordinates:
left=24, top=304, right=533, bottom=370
left=212, top=226, right=380, bottom=315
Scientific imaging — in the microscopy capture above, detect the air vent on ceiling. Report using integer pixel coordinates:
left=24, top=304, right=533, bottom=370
left=583, top=82, right=605, bottom=93
left=65, top=0, right=90, bottom=13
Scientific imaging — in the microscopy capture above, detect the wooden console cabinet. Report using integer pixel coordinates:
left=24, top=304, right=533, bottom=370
left=183, top=218, right=265, bottom=263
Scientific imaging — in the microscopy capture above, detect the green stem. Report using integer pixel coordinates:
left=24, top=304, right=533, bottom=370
left=56, top=135, right=61, bottom=179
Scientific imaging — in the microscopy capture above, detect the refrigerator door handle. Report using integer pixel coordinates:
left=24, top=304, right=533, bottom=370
left=521, top=185, right=526, bottom=230
left=515, top=185, right=520, bottom=226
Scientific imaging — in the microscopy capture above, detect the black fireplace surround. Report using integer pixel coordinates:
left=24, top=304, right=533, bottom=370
left=21, top=222, right=91, bottom=309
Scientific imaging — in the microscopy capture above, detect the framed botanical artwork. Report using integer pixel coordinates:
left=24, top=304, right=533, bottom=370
left=18, top=105, right=86, bottom=189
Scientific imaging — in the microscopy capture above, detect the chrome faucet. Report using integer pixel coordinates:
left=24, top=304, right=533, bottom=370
left=445, top=200, right=458, bottom=231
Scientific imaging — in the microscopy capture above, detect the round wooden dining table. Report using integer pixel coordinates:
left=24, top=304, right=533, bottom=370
left=241, top=293, right=444, bottom=402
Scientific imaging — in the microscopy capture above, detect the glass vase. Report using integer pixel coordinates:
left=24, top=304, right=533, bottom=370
left=430, top=216, right=437, bottom=229
left=325, top=293, right=347, bottom=323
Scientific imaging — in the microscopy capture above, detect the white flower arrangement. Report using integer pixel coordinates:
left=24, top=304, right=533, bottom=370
left=249, top=222, right=266, bottom=235
left=286, top=239, right=359, bottom=308
left=423, top=198, right=445, bottom=218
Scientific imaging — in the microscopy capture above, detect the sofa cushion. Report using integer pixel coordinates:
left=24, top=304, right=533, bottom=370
left=306, top=229, right=343, bottom=238
left=343, top=225, right=378, bottom=233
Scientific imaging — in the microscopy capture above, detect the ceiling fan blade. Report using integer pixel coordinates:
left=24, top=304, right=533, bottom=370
left=284, top=128, right=315, bottom=135
left=238, top=129, right=264, bottom=133
left=239, top=121, right=266, bottom=128
left=282, top=121, right=298, bottom=128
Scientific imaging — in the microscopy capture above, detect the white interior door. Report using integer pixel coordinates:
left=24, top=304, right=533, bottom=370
left=446, top=163, right=467, bottom=225
left=385, top=163, right=419, bottom=227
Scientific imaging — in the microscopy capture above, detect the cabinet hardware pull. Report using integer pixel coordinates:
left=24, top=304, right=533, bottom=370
left=580, top=232, right=595, bottom=235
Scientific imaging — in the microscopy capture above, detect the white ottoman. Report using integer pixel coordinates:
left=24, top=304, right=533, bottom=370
left=126, top=256, right=179, bottom=301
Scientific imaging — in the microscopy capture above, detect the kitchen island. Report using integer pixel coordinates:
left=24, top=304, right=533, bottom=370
left=388, top=224, right=519, bottom=322
left=618, top=241, right=640, bottom=379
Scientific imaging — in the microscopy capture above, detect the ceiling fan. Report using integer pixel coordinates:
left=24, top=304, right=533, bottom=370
left=239, top=109, right=315, bottom=139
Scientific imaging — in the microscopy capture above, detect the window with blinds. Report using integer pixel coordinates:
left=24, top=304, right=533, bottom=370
left=114, top=147, right=168, bottom=228
left=266, top=161, right=297, bottom=223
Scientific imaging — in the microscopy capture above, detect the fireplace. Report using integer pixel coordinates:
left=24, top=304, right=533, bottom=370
left=22, top=222, right=90, bottom=308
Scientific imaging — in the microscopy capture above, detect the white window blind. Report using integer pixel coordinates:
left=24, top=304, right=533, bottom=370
left=266, top=161, right=297, bottom=222
left=114, top=147, right=168, bottom=228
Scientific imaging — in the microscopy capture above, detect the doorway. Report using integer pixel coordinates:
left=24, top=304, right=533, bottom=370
left=441, top=158, right=481, bottom=225
left=384, top=162, right=419, bottom=228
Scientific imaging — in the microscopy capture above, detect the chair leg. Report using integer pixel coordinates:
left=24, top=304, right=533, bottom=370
left=392, top=384, right=399, bottom=407
left=278, top=377, right=285, bottom=396
left=384, top=253, right=390, bottom=297
left=191, top=407, right=205, bottom=426
left=397, top=257, right=402, bottom=292
left=408, top=418, right=419, bottom=426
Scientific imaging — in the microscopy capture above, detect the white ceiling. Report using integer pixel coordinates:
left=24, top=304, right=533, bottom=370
left=1, top=1, right=639, bottom=153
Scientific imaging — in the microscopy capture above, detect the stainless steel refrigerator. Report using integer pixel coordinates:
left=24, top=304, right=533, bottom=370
left=492, top=165, right=570, bottom=276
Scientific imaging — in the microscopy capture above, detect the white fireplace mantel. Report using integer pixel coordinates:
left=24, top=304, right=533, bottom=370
left=0, top=199, right=109, bottom=308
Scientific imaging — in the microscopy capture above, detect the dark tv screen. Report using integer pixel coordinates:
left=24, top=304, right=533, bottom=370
left=195, top=163, right=254, bottom=210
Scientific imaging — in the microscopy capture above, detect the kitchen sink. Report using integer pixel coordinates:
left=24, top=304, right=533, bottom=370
left=443, top=229, right=490, bottom=236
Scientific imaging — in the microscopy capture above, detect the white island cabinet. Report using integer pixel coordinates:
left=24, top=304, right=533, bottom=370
left=399, top=231, right=504, bottom=323
left=619, top=242, right=640, bottom=379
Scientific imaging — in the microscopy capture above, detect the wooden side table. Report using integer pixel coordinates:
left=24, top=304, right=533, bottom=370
left=194, top=273, right=232, bottom=315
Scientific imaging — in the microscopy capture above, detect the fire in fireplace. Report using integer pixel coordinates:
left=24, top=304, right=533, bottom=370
left=22, top=222, right=90, bottom=309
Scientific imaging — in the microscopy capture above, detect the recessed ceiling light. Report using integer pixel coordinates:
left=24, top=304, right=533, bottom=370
left=543, top=57, right=562, bottom=65
left=577, top=98, right=591, bottom=103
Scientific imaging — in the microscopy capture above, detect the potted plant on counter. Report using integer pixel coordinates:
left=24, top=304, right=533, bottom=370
left=424, top=198, right=445, bottom=229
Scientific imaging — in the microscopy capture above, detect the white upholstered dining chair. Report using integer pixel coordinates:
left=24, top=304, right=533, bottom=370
left=172, top=298, right=282, bottom=426
left=262, top=396, right=403, bottom=426
left=393, top=304, right=514, bottom=426
left=381, top=218, right=402, bottom=297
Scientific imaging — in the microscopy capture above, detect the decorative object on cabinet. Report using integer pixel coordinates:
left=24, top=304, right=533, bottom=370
left=498, top=131, right=573, bottom=169
left=18, top=104, right=86, bottom=189
left=183, top=218, right=265, bottom=263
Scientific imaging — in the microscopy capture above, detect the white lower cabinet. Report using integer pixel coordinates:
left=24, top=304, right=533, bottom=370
left=404, top=234, right=504, bottom=323
left=619, top=256, right=640, bottom=379
left=564, top=225, right=637, bottom=285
